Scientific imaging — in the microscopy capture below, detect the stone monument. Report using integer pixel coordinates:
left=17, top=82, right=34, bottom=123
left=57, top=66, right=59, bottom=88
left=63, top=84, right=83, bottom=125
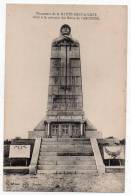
left=29, top=24, right=105, bottom=174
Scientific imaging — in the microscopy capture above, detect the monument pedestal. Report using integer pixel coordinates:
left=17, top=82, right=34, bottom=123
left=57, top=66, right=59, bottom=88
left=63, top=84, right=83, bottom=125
left=28, top=123, right=105, bottom=175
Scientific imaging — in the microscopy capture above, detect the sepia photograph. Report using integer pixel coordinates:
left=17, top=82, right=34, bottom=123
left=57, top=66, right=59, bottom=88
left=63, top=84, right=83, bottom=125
left=3, top=4, right=127, bottom=192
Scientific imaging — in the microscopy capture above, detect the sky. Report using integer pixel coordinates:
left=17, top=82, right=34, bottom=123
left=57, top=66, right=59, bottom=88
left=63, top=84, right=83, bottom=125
left=4, top=4, right=127, bottom=139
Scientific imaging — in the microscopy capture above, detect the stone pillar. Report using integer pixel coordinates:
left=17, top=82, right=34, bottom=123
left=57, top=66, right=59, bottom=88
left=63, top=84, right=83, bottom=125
left=59, top=124, right=61, bottom=137
left=47, top=122, right=50, bottom=137
left=80, top=123, right=83, bottom=136
left=69, top=124, right=72, bottom=137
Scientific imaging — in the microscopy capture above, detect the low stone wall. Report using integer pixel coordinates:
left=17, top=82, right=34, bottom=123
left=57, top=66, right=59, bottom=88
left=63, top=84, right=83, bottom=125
left=4, top=166, right=29, bottom=174
left=106, top=166, right=125, bottom=173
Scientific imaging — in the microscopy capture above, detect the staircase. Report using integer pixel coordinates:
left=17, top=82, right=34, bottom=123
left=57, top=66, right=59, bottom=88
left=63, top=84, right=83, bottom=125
left=37, top=138, right=98, bottom=174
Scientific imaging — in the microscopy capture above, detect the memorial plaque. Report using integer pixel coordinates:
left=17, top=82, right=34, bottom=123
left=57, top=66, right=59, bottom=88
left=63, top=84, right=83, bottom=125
left=9, top=145, right=30, bottom=158
left=103, top=146, right=125, bottom=159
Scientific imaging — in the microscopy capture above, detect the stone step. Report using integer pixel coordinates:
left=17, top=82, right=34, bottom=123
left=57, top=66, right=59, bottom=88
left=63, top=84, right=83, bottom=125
left=38, top=159, right=96, bottom=165
left=39, top=152, right=58, bottom=156
left=41, top=138, right=90, bottom=142
left=41, top=141, right=91, bottom=145
left=39, top=151, right=93, bottom=156
left=37, top=169, right=98, bottom=174
left=40, top=149, right=93, bottom=153
left=37, top=164, right=97, bottom=170
left=40, top=145, right=93, bottom=152
left=38, top=155, right=95, bottom=161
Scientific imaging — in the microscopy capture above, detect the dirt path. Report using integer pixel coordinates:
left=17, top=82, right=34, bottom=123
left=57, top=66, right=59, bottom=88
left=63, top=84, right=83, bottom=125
left=3, top=173, right=124, bottom=192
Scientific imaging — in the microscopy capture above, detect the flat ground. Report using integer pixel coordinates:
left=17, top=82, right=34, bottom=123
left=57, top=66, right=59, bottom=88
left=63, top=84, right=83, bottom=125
left=3, top=172, right=124, bottom=192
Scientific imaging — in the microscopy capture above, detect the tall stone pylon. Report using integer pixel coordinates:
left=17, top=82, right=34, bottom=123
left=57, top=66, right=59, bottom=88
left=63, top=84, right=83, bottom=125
left=29, top=24, right=102, bottom=139
left=46, top=24, right=85, bottom=138
left=47, top=24, right=84, bottom=119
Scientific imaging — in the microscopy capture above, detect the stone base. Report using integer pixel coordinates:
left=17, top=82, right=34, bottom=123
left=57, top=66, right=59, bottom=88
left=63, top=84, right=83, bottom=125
left=28, top=130, right=46, bottom=139
left=28, top=130, right=102, bottom=139
left=85, top=130, right=103, bottom=139
left=28, top=129, right=102, bottom=139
